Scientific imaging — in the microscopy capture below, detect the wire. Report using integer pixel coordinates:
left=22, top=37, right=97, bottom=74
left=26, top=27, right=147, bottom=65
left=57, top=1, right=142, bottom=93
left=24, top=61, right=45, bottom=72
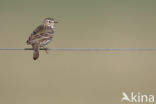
left=0, top=48, right=156, bottom=51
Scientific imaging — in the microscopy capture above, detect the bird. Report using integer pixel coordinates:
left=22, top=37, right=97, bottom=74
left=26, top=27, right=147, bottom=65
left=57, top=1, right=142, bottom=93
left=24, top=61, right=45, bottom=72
left=26, top=18, right=58, bottom=60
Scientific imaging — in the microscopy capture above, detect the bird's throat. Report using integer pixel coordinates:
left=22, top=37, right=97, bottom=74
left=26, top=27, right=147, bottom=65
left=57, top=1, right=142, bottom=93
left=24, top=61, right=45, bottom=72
left=51, top=25, right=54, bottom=29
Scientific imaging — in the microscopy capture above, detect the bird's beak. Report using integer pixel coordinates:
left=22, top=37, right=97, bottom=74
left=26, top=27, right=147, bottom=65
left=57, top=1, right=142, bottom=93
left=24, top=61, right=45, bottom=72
left=54, top=21, right=59, bottom=23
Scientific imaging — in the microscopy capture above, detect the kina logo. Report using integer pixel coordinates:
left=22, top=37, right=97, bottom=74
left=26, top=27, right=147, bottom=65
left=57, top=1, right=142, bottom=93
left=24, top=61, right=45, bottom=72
left=121, top=92, right=154, bottom=103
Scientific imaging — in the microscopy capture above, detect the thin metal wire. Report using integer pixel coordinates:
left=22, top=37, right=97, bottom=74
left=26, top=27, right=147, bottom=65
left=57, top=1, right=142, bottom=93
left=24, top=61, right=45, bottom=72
left=0, top=48, right=156, bottom=51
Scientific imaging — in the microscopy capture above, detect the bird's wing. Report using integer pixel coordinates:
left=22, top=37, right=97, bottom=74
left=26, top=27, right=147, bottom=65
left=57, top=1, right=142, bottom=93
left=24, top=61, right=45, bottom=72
left=31, top=25, right=44, bottom=35
left=27, top=25, right=45, bottom=44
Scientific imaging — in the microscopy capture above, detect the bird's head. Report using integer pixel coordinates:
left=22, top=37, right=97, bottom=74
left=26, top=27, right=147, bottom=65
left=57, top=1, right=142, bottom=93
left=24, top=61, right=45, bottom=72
left=42, top=18, right=58, bottom=28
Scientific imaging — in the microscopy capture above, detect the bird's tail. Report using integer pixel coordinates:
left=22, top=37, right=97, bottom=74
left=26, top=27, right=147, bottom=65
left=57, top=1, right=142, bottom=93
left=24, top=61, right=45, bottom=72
left=32, top=43, right=40, bottom=60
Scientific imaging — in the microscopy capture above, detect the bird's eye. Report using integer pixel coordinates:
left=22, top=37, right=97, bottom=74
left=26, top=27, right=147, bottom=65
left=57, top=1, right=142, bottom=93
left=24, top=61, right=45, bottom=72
left=49, top=21, right=52, bottom=23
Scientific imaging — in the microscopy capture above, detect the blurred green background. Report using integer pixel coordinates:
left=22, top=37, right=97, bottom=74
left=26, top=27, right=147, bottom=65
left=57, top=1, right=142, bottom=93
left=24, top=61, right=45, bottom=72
left=0, top=0, right=156, bottom=104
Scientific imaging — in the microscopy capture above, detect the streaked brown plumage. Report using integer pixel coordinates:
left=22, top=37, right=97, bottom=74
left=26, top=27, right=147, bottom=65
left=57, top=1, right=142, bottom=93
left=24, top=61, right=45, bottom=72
left=26, top=18, right=58, bottom=60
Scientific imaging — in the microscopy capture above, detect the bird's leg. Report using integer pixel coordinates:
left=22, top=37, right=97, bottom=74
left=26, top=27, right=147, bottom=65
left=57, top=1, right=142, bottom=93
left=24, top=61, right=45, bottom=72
left=41, top=46, right=48, bottom=54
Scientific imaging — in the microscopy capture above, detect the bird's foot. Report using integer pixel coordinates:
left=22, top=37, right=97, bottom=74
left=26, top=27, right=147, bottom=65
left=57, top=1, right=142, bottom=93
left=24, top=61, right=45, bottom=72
left=44, top=47, right=48, bottom=54
left=41, top=46, right=48, bottom=54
